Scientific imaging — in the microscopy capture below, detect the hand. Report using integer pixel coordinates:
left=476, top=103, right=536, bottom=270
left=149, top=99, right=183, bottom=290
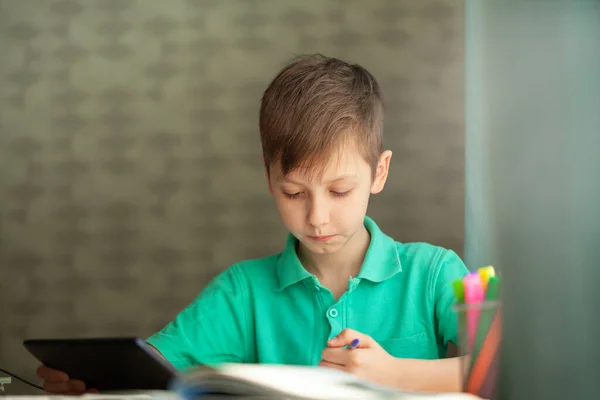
left=36, top=365, right=98, bottom=395
left=319, top=328, right=400, bottom=387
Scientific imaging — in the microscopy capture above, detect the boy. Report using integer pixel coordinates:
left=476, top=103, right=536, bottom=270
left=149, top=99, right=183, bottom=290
left=37, top=54, right=468, bottom=394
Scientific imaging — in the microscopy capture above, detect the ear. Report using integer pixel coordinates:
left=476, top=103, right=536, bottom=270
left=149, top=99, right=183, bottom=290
left=370, top=150, right=392, bottom=194
left=262, top=155, right=273, bottom=194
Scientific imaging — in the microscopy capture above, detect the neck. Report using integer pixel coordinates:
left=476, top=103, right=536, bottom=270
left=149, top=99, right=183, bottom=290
left=298, top=225, right=371, bottom=284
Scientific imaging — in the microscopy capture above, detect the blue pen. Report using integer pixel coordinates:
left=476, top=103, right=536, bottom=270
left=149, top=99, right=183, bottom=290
left=349, top=338, right=360, bottom=349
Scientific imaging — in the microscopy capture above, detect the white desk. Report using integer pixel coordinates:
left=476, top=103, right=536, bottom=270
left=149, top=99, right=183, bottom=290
left=0, top=392, right=481, bottom=400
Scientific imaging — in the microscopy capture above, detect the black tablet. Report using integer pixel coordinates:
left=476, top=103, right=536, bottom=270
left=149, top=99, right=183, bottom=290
left=23, top=337, right=178, bottom=392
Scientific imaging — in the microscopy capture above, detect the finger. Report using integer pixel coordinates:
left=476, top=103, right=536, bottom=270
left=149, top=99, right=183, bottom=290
left=321, top=348, right=349, bottom=366
left=322, top=347, right=365, bottom=368
left=43, top=381, right=74, bottom=394
left=36, top=365, right=69, bottom=382
left=70, top=380, right=87, bottom=392
left=43, top=380, right=86, bottom=394
left=318, top=360, right=348, bottom=372
left=327, top=328, right=374, bottom=348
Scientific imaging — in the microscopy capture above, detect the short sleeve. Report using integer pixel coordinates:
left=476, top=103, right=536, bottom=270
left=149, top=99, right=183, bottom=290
left=432, top=249, right=469, bottom=356
left=146, top=264, right=253, bottom=371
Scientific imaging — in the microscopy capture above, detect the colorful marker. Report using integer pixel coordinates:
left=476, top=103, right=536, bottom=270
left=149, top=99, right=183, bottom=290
left=478, top=266, right=495, bottom=290
left=467, top=276, right=501, bottom=376
left=453, top=279, right=465, bottom=303
left=463, top=272, right=485, bottom=349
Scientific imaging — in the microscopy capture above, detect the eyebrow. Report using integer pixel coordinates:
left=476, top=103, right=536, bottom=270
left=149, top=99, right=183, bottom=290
left=276, top=174, right=358, bottom=185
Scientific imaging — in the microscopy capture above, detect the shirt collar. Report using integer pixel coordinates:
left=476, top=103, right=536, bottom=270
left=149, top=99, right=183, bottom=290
left=275, top=216, right=402, bottom=291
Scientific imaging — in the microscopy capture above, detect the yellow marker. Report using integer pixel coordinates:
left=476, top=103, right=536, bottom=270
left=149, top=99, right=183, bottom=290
left=478, top=266, right=495, bottom=290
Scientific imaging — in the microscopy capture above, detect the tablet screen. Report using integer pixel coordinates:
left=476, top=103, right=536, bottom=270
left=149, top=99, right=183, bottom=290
left=23, top=337, right=178, bottom=391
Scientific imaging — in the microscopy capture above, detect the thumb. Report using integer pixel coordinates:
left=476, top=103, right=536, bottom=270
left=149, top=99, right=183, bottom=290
left=327, top=328, right=374, bottom=348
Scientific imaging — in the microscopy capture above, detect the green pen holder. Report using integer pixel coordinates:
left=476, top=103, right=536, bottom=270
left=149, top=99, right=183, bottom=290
left=454, top=301, right=502, bottom=400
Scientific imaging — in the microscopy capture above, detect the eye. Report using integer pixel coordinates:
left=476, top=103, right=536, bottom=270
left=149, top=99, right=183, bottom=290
left=331, top=190, right=352, bottom=197
left=283, top=192, right=302, bottom=199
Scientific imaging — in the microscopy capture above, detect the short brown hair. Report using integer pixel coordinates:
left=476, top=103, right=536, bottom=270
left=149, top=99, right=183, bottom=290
left=259, top=54, right=384, bottom=179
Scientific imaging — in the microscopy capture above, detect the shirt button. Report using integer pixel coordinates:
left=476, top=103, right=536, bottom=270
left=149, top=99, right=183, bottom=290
left=328, top=308, right=338, bottom=318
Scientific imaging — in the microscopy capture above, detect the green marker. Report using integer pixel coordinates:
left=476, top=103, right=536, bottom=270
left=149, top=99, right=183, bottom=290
left=484, top=276, right=500, bottom=302
left=453, top=278, right=467, bottom=365
left=453, top=279, right=465, bottom=303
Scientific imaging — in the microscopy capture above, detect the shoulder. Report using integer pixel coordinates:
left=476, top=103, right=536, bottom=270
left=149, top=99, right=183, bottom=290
left=182, top=252, right=282, bottom=319
left=206, top=252, right=282, bottom=293
left=394, top=240, right=468, bottom=297
left=367, top=216, right=464, bottom=275
left=395, top=241, right=463, bottom=272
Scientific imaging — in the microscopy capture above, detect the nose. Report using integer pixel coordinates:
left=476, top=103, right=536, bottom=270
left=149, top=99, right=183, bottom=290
left=307, top=195, right=330, bottom=228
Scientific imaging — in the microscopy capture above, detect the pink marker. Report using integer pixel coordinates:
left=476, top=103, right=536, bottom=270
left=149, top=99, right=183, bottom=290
left=463, top=273, right=485, bottom=349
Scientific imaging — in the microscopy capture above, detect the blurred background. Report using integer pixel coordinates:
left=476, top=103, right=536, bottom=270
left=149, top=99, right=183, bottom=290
left=0, top=0, right=465, bottom=389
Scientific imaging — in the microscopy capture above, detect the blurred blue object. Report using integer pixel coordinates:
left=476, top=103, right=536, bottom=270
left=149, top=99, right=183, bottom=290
left=465, top=0, right=600, bottom=399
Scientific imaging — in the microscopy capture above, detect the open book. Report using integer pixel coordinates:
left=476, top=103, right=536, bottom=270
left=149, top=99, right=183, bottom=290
left=170, top=363, right=480, bottom=400
left=0, top=365, right=478, bottom=400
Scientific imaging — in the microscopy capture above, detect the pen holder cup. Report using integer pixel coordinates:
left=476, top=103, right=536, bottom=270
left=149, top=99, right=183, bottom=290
left=453, top=301, right=502, bottom=400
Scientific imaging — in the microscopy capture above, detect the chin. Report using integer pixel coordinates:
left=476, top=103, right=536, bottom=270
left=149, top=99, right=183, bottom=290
left=307, top=246, right=334, bottom=254
left=303, top=240, right=344, bottom=254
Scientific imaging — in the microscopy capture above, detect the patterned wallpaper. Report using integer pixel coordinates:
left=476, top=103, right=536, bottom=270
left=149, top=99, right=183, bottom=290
left=0, top=0, right=464, bottom=390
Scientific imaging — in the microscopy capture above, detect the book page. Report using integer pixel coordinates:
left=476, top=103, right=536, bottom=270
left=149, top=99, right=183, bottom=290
left=203, top=364, right=481, bottom=399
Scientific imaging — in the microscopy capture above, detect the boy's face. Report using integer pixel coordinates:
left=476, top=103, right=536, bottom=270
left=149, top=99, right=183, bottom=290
left=266, top=140, right=392, bottom=256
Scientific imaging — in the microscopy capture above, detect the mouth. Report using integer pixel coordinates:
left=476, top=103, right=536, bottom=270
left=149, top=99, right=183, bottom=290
left=307, top=235, right=335, bottom=243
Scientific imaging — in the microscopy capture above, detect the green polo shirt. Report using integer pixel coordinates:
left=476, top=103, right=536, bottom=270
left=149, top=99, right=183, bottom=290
left=146, top=216, right=468, bottom=371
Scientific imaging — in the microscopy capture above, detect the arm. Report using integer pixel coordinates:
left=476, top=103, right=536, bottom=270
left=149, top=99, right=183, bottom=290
left=393, top=248, right=470, bottom=392
left=146, top=264, right=254, bottom=370
left=322, top=331, right=465, bottom=393
left=322, top=250, right=469, bottom=392
left=146, top=342, right=168, bottom=360
left=37, top=265, right=253, bottom=394
left=390, top=354, right=463, bottom=392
